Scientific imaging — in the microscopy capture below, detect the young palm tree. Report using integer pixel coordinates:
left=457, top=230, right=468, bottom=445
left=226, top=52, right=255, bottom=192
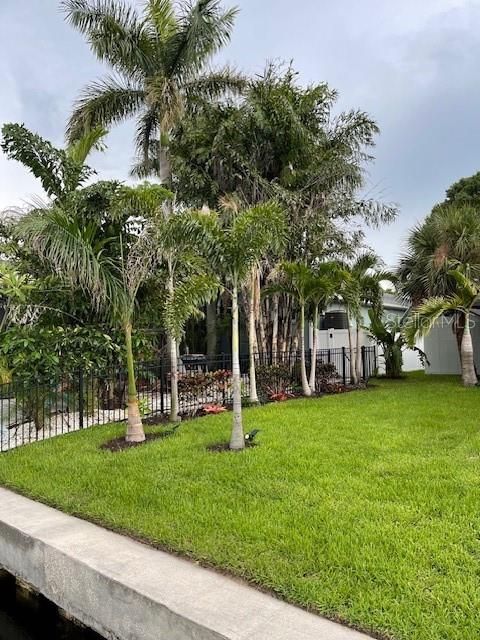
left=62, top=0, right=244, bottom=182
left=306, top=263, right=342, bottom=391
left=270, top=262, right=316, bottom=397
left=405, top=267, right=479, bottom=386
left=194, top=203, right=285, bottom=449
left=156, top=210, right=221, bottom=422
left=340, top=253, right=391, bottom=384
left=16, top=187, right=166, bottom=442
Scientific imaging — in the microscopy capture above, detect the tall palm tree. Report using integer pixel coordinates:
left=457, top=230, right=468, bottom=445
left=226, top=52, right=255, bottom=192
left=405, top=267, right=479, bottom=386
left=193, top=202, right=285, bottom=449
left=62, top=0, right=244, bottom=182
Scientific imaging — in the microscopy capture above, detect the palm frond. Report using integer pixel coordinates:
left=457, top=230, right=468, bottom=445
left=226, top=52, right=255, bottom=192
left=226, top=202, right=286, bottom=283
left=163, top=272, right=220, bottom=339
left=67, top=76, right=144, bottom=142
left=166, top=0, right=238, bottom=78
left=1, top=123, right=93, bottom=200
left=16, top=208, right=121, bottom=311
left=145, top=0, right=177, bottom=41
left=67, top=125, right=108, bottom=165
left=183, top=66, right=246, bottom=104
left=404, top=296, right=460, bottom=344
left=61, top=0, right=155, bottom=76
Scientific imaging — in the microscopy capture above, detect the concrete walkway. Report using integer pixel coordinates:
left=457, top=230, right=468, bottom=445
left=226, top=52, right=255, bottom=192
left=0, top=488, right=373, bottom=640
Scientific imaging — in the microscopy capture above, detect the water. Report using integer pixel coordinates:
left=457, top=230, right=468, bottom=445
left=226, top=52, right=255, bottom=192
left=0, top=571, right=103, bottom=640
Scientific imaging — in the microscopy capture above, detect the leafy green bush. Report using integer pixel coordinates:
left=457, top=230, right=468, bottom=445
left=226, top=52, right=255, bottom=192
left=256, top=363, right=297, bottom=401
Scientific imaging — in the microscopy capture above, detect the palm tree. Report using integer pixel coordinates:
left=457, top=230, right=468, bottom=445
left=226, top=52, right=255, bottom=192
left=398, top=204, right=480, bottom=366
left=156, top=209, right=221, bottom=422
left=194, top=202, right=285, bottom=449
left=16, top=186, right=167, bottom=442
left=306, top=263, right=342, bottom=391
left=405, top=267, right=479, bottom=386
left=62, top=0, right=244, bottom=182
left=340, top=253, right=391, bottom=384
left=270, top=262, right=315, bottom=397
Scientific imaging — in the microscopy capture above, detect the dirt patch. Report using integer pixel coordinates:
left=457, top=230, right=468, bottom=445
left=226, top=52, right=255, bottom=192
left=207, top=441, right=258, bottom=453
left=100, top=428, right=179, bottom=452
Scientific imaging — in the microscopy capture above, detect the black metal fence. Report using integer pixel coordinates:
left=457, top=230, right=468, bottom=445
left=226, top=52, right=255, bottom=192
left=0, top=347, right=376, bottom=452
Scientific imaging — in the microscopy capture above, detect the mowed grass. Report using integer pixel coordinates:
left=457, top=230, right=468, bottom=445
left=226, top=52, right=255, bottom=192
left=1, top=373, right=480, bottom=640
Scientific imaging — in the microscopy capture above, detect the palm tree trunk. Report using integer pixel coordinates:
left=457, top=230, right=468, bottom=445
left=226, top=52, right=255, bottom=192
left=308, top=305, right=319, bottom=392
left=167, top=267, right=180, bottom=423
left=272, top=293, right=279, bottom=363
left=124, top=322, right=145, bottom=443
left=206, top=300, right=217, bottom=364
left=347, top=318, right=358, bottom=385
left=355, top=320, right=362, bottom=382
left=159, top=144, right=171, bottom=186
left=169, top=335, right=180, bottom=422
left=248, top=270, right=259, bottom=404
left=230, top=280, right=244, bottom=450
left=461, top=312, right=477, bottom=386
left=453, top=311, right=465, bottom=370
left=300, top=303, right=312, bottom=396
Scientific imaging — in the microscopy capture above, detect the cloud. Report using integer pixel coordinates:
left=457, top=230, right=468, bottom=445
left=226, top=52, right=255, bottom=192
left=1, top=0, right=479, bottom=266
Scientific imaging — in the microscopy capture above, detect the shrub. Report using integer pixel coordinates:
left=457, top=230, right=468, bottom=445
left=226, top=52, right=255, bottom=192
left=316, top=362, right=339, bottom=393
left=177, top=370, right=232, bottom=404
left=256, top=363, right=296, bottom=401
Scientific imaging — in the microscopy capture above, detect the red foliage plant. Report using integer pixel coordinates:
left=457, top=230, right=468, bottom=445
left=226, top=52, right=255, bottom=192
left=202, top=403, right=227, bottom=414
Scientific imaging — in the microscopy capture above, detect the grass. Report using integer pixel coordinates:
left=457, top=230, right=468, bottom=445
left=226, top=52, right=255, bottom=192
left=1, top=372, right=480, bottom=640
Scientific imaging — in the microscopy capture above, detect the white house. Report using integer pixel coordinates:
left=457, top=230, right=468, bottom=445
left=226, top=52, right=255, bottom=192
left=307, top=293, right=424, bottom=374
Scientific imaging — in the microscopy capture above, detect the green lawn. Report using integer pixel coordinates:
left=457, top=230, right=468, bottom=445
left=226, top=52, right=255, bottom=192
left=1, top=373, right=479, bottom=640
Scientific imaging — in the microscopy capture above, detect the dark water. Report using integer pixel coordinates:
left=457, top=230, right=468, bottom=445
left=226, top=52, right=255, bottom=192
left=0, top=571, right=103, bottom=640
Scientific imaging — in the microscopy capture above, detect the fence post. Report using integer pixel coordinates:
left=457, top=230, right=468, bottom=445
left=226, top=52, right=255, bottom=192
left=78, top=370, right=84, bottom=430
left=160, top=358, right=165, bottom=415
left=361, top=346, right=366, bottom=381
left=342, top=347, right=347, bottom=386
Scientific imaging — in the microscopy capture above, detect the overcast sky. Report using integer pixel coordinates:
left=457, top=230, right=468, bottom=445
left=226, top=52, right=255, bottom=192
left=1, top=0, right=480, bottom=266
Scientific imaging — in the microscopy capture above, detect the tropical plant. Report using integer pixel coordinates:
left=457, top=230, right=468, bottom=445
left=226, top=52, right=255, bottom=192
left=171, top=63, right=397, bottom=356
left=268, top=262, right=315, bottom=396
left=62, top=0, right=244, bottom=182
left=405, top=266, right=479, bottom=386
left=152, top=206, right=221, bottom=422
left=1, top=123, right=106, bottom=204
left=366, top=309, right=428, bottom=379
left=15, top=186, right=168, bottom=442
left=193, top=202, right=285, bottom=449
left=0, top=263, right=37, bottom=332
left=340, top=253, right=392, bottom=384
left=255, top=363, right=296, bottom=401
left=398, top=203, right=480, bottom=369
left=306, top=263, right=342, bottom=391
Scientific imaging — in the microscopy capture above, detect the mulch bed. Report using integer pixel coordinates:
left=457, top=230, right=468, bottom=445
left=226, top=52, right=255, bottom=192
left=207, top=441, right=258, bottom=453
left=101, top=429, right=178, bottom=452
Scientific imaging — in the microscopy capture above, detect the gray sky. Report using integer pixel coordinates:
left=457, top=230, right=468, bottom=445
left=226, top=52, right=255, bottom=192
left=1, top=0, right=480, bottom=266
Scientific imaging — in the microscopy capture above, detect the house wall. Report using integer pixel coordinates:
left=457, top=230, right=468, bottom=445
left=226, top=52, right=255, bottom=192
left=423, top=318, right=480, bottom=375
left=308, top=303, right=425, bottom=374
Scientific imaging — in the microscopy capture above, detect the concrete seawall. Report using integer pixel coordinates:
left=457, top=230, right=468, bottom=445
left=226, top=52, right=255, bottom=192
left=0, top=488, right=371, bottom=640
